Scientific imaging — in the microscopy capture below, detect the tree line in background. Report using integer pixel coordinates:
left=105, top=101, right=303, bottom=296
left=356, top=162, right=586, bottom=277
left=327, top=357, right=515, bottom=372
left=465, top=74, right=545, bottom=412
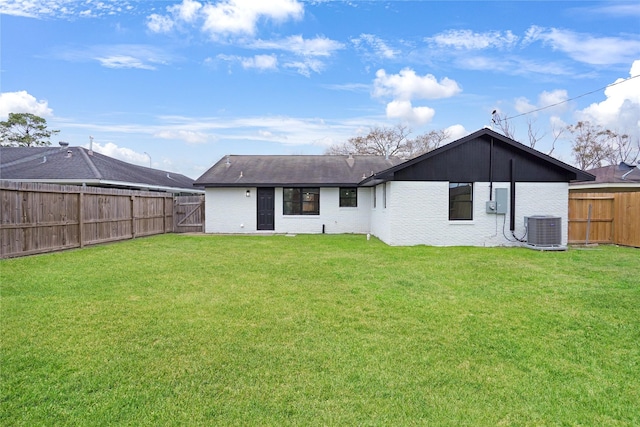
left=1, top=112, right=638, bottom=171
left=491, top=112, right=639, bottom=170
left=326, top=118, right=639, bottom=170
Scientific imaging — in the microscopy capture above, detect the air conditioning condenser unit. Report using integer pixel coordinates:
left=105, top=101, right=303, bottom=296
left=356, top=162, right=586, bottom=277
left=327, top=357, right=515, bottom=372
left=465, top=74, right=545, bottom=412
left=526, top=215, right=564, bottom=250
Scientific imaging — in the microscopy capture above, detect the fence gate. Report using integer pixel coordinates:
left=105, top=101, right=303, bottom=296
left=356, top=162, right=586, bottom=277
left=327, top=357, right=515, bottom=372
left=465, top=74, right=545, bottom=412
left=174, top=195, right=205, bottom=233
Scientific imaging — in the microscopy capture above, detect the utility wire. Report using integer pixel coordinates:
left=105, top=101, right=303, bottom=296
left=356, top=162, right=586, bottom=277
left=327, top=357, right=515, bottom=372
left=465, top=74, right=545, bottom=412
left=503, top=73, right=640, bottom=122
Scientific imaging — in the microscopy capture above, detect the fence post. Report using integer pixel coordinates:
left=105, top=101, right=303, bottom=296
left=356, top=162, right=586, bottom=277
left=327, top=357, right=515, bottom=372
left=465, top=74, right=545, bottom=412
left=79, top=191, right=85, bottom=248
left=131, top=195, right=136, bottom=239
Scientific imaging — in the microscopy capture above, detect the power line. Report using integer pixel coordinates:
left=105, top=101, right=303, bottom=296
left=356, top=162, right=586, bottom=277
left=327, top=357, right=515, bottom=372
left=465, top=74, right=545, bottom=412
left=502, top=73, right=640, bottom=122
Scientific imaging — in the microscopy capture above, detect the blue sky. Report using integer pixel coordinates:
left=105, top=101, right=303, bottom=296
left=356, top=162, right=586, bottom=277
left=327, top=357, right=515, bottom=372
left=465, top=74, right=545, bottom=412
left=1, top=0, right=639, bottom=178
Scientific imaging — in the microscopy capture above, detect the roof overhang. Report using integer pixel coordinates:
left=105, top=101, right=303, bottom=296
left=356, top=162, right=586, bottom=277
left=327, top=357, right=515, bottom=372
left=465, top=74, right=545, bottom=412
left=198, top=182, right=362, bottom=188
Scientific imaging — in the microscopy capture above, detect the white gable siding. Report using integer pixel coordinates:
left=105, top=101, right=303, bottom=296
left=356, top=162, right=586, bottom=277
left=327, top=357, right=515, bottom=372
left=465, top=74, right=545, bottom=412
left=375, top=181, right=568, bottom=246
left=204, top=187, right=372, bottom=234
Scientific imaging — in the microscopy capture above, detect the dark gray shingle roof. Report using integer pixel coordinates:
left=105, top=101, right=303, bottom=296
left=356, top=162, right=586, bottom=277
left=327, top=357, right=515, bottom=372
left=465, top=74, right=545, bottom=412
left=1, top=146, right=199, bottom=193
left=194, top=155, right=403, bottom=187
left=578, top=162, right=640, bottom=184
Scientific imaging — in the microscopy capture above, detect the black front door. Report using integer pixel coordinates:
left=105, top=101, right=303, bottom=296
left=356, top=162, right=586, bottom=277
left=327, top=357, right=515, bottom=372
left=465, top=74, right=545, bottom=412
left=257, top=187, right=275, bottom=230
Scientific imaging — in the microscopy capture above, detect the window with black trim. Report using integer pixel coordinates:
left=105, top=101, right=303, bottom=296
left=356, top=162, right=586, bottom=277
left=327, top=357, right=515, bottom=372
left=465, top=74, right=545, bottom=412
left=373, top=186, right=377, bottom=208
left=383, top=183, right=387, bottom=208
left=449, top=183, right=473, bottom=220
left=339, top=187, right=357, bottom=207
left=283, top=187, right=319, bottom=215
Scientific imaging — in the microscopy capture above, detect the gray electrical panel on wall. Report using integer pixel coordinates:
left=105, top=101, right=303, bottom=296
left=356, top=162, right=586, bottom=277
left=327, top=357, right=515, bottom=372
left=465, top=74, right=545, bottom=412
left=495, top=188, right=508, bottom=214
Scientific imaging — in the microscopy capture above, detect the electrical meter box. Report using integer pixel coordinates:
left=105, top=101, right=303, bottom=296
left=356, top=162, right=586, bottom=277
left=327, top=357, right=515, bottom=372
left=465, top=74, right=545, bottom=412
left=486, top=188, right=508, bottom=214
left=495, top=188, right=508, bottom=214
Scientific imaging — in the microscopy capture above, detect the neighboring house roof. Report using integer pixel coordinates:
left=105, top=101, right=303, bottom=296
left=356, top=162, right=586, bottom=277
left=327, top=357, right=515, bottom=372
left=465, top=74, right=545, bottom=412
left=360, top=128, right=595, bottom=186
left=0, top=146, right=202, bottom=194
left=194, top=154, right=403, bottom=187
left=570, top=162, right=640, bottom=191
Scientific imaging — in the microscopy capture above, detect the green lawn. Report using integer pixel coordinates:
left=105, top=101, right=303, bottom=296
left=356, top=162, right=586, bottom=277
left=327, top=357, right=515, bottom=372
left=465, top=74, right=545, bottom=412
left=1, top=234, right=639, bottom=426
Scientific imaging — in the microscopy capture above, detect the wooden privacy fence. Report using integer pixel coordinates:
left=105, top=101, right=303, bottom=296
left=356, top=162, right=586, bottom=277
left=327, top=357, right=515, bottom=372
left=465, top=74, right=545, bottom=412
left=568, top=191, right=640, bottom=247
left=1, top=181, right=174, bottom=258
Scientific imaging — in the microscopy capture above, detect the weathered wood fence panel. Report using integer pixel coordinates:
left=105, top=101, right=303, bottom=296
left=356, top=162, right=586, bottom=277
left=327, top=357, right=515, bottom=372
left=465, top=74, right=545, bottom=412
left=174, top=195, right=205, bottom=233
left=1, top=181, right=174, bottom=258
left=614, top=192, right=640, bottom=247
left=569, top=192, right=640, bottom=247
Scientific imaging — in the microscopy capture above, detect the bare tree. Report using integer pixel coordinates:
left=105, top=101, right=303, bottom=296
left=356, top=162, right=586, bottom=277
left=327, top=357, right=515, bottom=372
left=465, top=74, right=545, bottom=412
left=325, top=124, right=411, bottom=157
left=405, top=129, right=450, bottom=158
left=567, top=121, right=616, bottom=170
left=547, top=123, right=564, bottom=157
left=325, top=125, right=449, bottom=158
left=606, top=132, right=639, bottom=165
left=526, top=118, right=545, bottom=149
left=491, top=111, right=516, bottom=140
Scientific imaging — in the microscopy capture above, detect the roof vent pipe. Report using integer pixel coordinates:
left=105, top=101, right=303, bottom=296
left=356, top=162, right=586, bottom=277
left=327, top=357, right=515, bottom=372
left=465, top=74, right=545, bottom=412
left=346, top=154, right=355, bottom=167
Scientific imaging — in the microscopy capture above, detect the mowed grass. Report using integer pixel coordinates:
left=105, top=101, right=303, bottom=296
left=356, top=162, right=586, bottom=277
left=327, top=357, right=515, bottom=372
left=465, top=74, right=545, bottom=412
left=1, top=234, right=639, bottom=426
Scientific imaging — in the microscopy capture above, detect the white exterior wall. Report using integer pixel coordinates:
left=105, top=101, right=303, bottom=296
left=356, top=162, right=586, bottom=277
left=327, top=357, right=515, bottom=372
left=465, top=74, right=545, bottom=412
left=204, top=187, right=257, bottom=233
left=370, top=183, right=391, bottom=243
left=205, top=182, right=569, bottom=246
left=205, top=187, right=372, bottom=234
left=377, top=181, right=568, bottom=246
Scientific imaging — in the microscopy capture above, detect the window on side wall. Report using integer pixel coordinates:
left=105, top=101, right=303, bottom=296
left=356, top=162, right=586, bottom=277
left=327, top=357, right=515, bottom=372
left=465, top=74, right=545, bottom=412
left=373, top=186, right=377, bottom=208
left=339, top=187, right=357, bottom=207
left=283, top=187, right=320, bottom=215
left=383, top=183, right=387, bottom=209
left=449, top=183, right=473, bottom=220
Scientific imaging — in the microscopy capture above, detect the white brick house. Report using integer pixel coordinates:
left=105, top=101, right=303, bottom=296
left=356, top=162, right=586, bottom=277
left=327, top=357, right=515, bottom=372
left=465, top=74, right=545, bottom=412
left=194, top=129, right=594, bottom=246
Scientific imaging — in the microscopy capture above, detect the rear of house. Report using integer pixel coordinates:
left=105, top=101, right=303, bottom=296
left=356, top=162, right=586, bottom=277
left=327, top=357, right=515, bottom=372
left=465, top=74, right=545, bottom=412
left=194, top=129, right=594, bottom=247
left=194, top=155, right=401, bottom=235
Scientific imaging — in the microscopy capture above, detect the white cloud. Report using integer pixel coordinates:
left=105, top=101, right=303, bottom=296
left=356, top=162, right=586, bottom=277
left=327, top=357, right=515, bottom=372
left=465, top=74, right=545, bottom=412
left=514, top=97, right=537, bottom=115
left=215, top=54, right=278, bottom=71
left=96, top=55, right=157, bottom=70
left=514, top=89, right=569, bottom=115
left=578, top=3, right=640, bottom=18
left=0, top=91, right=54, bottom=119
left=0, top=0, right=135, bottom=19
left=242, top=54, right=278, bottom=70
left=147, top=13, right=175, bottom=33
left=249, top=35, right=344, bottom=57
left=385, top=100, right=434, bottom=125
left=373, top=68, right=462, bottom=101
left=86, top=141, right=151, bottom=167
left=56, top=44, right=172, bottom=70
left=524, top=26, right=640, bottom=65
left=201, top=0, right=303, bottom=37
left=147, top=0, right=304, bottom=37
left=284, top=58, right=325, bottom=77
left=351, top=34, right=399, bottom=59
left=372, top=68, right=461, bottom=124
left=169, top=0, right=202, bottom=22
left=539, top=90, right=569, bottom=112
left=154, top=130, right=210, bottom=144
left=444, top=124, right=468, bottom=142
left=578, top=60, right=640, bottom=138
left=427, top=29, right=519, bottom=50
